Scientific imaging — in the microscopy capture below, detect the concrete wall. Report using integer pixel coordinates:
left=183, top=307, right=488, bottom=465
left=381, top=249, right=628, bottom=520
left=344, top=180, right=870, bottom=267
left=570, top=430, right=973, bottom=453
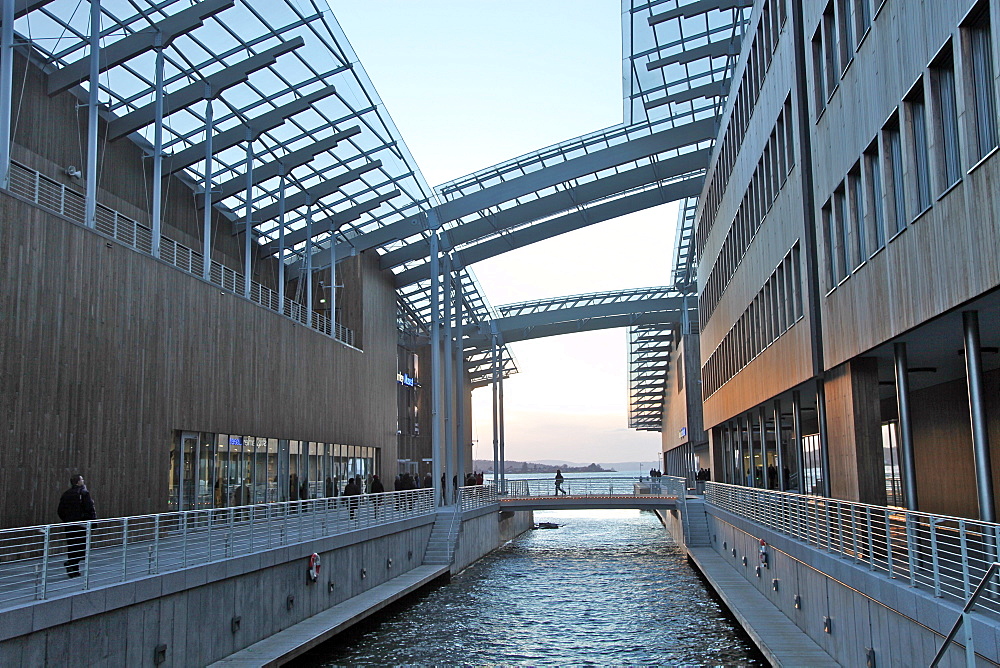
left=663, top=501, right=1000, bottom=667
left=0, top=507, right=533, bottom=666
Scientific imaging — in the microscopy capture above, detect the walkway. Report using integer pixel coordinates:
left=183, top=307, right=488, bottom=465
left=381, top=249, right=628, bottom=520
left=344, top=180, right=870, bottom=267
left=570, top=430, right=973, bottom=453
left=208, top=564, right=450, bottom=667
left=497, top=475, right=683, bottom=511
left=687, top=546, right=840, bottom=667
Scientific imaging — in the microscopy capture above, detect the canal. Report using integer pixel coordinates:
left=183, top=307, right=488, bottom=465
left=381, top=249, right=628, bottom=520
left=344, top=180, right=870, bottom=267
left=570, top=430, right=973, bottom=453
left=294, top=508, right=765, bottom=666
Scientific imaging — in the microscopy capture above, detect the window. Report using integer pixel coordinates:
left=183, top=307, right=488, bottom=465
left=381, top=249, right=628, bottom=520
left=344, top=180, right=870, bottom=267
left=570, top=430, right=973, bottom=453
left=784, top=96, right=795, bottom=169
left=864, top=141, right=886, bottom=251
left=932, top=46, right=962, bottom=189
left=964, top=5, right=999, bottom=159
left=792, top=243, right=803, bottom=318
left=837, top=0, right=855, bottom=71
left=823, top=200, right=838, bottom=287
left=907, top=84, right=932, bottom=213
left=812, top=28, right=826, bottom=114
left=854, top=0, right=872, bottom=40
left=848, top=164, right=866, bottom=267
left=823, top=4, right=839, bottom=96
left=884, top=117, right=907, bottom=234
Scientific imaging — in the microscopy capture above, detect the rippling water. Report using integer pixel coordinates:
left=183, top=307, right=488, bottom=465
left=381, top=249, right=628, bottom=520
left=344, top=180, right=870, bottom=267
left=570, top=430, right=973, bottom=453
left=295, top=509, right=764, bottom=666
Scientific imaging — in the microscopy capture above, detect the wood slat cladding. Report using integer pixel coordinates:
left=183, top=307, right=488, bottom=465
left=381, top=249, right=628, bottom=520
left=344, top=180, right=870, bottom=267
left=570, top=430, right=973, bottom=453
left=909, top=370, right=1000, bottom=520
left=824, top=358, right=885, bottom=505
left=0, top=194, right=398, bottom=529
left=808, top=0, right=1000, bottom=368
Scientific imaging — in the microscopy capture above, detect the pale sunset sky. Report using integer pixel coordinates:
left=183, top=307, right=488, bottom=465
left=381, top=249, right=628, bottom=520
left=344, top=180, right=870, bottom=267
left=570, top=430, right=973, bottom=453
left=330, top=1, right=676, bottom=465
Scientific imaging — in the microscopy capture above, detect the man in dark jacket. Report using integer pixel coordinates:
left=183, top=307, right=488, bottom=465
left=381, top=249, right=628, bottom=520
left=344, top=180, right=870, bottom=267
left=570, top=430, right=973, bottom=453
left=57, top=474, right=96, bottom=578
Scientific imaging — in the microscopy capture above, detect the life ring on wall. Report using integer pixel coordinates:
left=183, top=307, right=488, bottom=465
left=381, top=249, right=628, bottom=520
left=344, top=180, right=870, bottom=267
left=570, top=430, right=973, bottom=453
left=307, top=553, right=321, bottom=582
left=758, top=539, right=768, bottom=569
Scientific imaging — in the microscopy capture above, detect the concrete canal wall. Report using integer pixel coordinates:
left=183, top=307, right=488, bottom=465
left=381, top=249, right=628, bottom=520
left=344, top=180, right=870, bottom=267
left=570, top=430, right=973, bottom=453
left=662, top=501, right=1000, bottom=667
left=0, top=508, right=531, bottom=667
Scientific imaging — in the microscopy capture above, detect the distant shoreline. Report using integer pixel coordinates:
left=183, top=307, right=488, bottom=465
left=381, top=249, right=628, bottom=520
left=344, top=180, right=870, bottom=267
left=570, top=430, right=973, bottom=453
left=472, top=460, right=617, bottom=474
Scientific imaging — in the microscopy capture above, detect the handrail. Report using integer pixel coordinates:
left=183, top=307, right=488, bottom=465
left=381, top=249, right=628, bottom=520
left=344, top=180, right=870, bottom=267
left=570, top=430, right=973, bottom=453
left=930, top=562, right=1000, bottom=667
left=0, top=489, right=434, bottom=611
left=705, top=482, right=1000, bottom=620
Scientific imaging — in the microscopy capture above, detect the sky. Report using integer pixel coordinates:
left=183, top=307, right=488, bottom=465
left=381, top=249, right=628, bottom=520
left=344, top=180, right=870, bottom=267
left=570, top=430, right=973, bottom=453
left=330, top=1, right=677, bottom=466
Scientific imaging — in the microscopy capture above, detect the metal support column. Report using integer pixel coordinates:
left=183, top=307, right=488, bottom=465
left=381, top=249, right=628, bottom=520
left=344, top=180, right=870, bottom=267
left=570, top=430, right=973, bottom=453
left=817, top=380, right=832, bottom=497
left=793, top=390, right=805, bottom=494
left=893, top=342, right=919, bottom=510
left=304, top=198, right=313, bottom=324
left=454, top=276, right=466, bottom=486
left=329, top=222, right=337, bottom=337
left=428, top=214, right=442, bottom=506
left=759, top=406, right=769, bottom=489
left=150, top=33, right=164, bottom=258
left=442, top=255, right=454, bottom=504
left=0, top=0, right=13, bottom=189
left=964, top=311, right=995, bottom=522
left=490, top=327, right=500, bottom=486
left=498, top=347, right=506, bottom=490
left=243, top=131, right=254, bottom=299
left=276, top=164, right=286, bottom=306
left=774, top=400, right=784, bottom=491
left=737, top=415, right=747, bottom=486
left=201, top=95, right=214, bottom=280
left=85, top=0, right=101, bottom=228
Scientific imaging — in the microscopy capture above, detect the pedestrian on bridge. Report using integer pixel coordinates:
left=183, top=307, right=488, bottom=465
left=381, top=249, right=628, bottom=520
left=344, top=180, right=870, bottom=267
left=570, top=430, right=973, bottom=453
left=57, top=474, right=96, bottom=578
left=554, top=469, right=567, bottom=495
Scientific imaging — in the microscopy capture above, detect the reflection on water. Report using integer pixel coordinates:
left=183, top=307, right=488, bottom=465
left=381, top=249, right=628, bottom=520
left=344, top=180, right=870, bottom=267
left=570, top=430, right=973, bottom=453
left=295, top=509, right=765, bottom=666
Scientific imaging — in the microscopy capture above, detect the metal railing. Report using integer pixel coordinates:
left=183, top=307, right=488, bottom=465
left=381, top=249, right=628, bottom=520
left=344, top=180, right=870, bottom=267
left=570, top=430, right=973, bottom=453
left=0, top=489, right=433, bottom=611
left=495, top=476, right=685, bottom=498
left=6, top=160, right=354, bottom=348
left=706, top=482, right=1000, bottom=618
left=931, top=562, right=1000, bottom=667
left=458, top=485, right=498, bottom=511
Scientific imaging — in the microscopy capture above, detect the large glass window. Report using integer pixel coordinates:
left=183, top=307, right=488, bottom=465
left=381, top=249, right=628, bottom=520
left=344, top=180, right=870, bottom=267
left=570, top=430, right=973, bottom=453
left=812, top=28, right=826, bottom=114
left=932, top=46, right=962, bottom=189
left=864, top=141, right=886, bottom=251
left=848, top=164, right=866, bottom=267
left=907, top=84, right=932, bottom=213
left=965, top=5, right=998, bottom=160
left=883, top=117, right=907, bottom=235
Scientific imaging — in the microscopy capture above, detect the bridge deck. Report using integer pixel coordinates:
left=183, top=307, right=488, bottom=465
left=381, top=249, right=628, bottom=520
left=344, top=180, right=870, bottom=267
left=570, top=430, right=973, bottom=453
left=499, top=495, right=679, bottom=511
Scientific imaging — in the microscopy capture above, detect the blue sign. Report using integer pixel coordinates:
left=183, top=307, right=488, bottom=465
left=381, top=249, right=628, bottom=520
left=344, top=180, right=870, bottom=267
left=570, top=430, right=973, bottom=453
left=396, top=372, right=416, bottom=387
left=229, top=437, right=243, bottom=446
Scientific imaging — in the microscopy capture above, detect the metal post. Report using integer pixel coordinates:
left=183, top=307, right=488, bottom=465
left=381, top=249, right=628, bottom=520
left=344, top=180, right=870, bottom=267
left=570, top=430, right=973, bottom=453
left=490, top=328, right=500, bottom=485
left=759, top=406, right=769, bottom=489
left=454, top=276, right=466, bottom=487
left=329, top=228, right=337, bottom=338
left=0, top=0, right=16, bottom=189
left=85, top=0, right=101, bottom=228
left=443, top=255, right=454, bottom=504
left=276, top=164, right=286, bottom=307
left=201, top=95, right=214, bottom=280
left=817, top=380, right=832, bottom=497
left=429, top=213, right=442, bottom=506
left=964, top=311, right=996, bottom=522
left=793, top=390, right=805, bottom=494
left=737, top=415, right=747, bottom=486
left=774, top=400, right=784, bottom=491
left=150, top=33, right=164, bottom=258
left=894, top=342, right=919, bottom=510
left=243, top=130, right=254, bottom=299
left=304, top=198, right=313, bottom=325
left=498, top=347, right=506, bottom=490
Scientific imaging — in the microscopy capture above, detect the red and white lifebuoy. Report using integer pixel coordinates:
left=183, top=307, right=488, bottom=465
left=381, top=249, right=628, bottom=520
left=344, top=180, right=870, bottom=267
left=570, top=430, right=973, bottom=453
left=307, top=553, right=321, bottom=582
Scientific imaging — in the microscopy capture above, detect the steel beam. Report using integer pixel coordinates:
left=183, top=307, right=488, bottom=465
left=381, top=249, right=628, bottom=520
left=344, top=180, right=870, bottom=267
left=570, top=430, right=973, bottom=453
left=48, top=0, right=234, bottom=96
left=645, top=40, right=732, bottom=71
left=107, top=38, right=304, bottom=141
left=166, top=85, right=337, bottom=174
left=251, top=160, right=382, bottom=229
left=648, top=0, right=749, bottom=25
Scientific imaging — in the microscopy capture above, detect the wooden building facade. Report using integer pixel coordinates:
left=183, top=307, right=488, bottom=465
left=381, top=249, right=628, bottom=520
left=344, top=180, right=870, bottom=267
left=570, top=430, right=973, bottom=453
left=697, top=0, right=1000, bottom=518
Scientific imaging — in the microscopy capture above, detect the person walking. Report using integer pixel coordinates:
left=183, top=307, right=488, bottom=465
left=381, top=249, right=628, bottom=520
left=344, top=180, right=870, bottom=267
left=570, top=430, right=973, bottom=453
left=554, top=469, right=567, bottom=495
left=57, top=474, right=96, bottom=578
left=370, top=474, right=385, bottom=517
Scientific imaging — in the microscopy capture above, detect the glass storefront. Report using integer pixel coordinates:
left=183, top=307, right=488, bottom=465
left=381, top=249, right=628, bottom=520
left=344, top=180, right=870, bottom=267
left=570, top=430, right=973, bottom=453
left=167, top=431, right=379, bottom=511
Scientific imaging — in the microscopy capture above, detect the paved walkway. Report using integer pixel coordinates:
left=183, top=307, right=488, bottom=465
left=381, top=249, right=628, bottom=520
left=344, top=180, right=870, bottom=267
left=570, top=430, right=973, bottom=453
left=209, top=564, right=450, bottom=667
left=687, top=547, right=841, bottom=667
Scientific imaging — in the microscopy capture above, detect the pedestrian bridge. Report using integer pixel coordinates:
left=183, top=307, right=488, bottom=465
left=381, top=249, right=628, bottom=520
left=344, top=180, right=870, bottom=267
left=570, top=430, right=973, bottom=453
left=496, top=476, right=683, bottom=511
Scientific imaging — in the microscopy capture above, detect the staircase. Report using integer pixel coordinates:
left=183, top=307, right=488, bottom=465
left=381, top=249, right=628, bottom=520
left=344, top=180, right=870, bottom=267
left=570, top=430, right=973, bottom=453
left=682, top=498, right=712, bottom=547
left=423, top=507, right=461, bottom=565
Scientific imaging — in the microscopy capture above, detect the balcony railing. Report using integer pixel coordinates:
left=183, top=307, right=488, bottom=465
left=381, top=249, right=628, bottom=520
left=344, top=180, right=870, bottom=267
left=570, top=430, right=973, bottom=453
left=7, top=161, right=354, bottom=348
left=0, top=489, right=435, bottom=611
left=706, top=482, right=1000, bottom=618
